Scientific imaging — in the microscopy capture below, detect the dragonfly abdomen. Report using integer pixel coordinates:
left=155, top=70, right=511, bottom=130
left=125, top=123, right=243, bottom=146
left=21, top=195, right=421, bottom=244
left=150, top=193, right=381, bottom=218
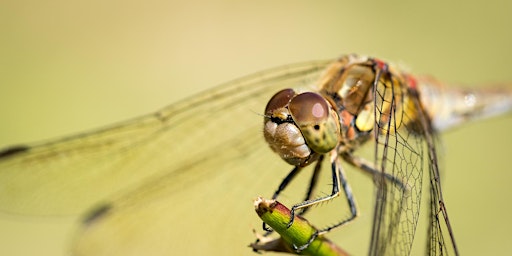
left=417, top=77, right=512, bottom=131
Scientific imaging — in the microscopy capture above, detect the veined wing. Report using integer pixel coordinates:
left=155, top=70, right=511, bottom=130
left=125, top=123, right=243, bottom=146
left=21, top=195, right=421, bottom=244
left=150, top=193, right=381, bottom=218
left=425, top=134, right=459, bottom=256
left=368, top=60, right=512, bottom=255
left=412, top=75, right=512, bottom=256
left=368, top=62, right=427, bottom=255
left=415, top=82, right=460, bottom=255
left=0, top=60, right=332, bottom=255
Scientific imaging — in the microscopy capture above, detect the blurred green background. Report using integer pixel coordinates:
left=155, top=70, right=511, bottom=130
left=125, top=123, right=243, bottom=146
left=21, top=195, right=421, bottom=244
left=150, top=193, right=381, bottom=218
left=0, top=0, right=511, bottom=255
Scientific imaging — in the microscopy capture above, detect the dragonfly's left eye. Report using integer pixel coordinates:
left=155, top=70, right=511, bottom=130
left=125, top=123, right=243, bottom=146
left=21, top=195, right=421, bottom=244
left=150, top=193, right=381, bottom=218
left=289, top=92, right=340, bottom=153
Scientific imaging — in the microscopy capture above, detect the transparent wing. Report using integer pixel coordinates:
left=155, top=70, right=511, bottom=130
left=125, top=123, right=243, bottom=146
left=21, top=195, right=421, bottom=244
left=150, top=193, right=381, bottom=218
left=0, top=60, right=332, bottom=255
left=368, top=66, right=425, bottom=256
left=422, top=107, right=460, bottom=256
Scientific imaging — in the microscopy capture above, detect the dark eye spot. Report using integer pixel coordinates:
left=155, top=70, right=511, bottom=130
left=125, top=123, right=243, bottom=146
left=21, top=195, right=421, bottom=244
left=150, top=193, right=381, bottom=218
left=314, top=125, right=320, bottom=130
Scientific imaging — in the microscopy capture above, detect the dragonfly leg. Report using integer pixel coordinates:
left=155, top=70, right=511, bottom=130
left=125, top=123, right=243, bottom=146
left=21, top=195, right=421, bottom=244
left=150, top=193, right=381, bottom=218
left=261, top=165, right=302, bottom=233
left=316, top=154, right=358, bottom=232
left=271, top=155, right=325, bottom=203
left=297, top=155, right=324, bottom=216
left=342, top=153, right=407, bottom=191
left=262, top=155, right=324, bottom=233
left=271, top=166, right=302, bottom=200
left=293, top=230, right=319, bottom=252
left=290, top=152, right=359, bottom=252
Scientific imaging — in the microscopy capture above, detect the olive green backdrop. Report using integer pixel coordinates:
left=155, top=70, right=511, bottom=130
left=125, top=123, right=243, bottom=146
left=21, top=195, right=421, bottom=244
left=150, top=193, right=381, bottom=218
left=1, top=1, right=511, bottom=255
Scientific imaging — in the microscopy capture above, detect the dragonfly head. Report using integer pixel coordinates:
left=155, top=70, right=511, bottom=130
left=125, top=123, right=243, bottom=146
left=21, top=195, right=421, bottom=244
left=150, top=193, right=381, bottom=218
left=263, top=88, right=341, bottom=167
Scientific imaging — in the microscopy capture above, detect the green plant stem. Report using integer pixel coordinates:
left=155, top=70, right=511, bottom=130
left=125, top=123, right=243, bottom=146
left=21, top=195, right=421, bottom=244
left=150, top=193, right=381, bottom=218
left=251, top=197, right=349, bottom=256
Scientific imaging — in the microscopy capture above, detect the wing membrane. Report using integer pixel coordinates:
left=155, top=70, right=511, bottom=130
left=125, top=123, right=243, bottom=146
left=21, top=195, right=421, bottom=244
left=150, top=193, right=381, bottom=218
left=0, top=60, right=331, bottom=215
left=420, top=99, right=460, bottom=256
left=368, top=63, right=460, bottom=256
left=0, top=60, right=334, bottom=255
left=369, top=66, right=425, bottom=255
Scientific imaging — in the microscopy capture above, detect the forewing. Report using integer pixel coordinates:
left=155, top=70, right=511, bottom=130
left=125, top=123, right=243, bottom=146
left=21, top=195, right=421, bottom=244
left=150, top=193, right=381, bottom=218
left=0, top=60, right=330, bottom=217
left=368, top=67, right=425, bottom=256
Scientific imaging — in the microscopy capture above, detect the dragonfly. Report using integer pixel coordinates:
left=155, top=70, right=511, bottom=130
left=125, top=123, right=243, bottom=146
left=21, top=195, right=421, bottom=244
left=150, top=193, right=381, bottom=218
left=0, top=54, right=511, bottom=256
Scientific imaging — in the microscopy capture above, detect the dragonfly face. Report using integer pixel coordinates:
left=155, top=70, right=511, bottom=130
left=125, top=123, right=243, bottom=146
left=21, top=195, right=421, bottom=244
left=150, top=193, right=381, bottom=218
left=1, top=54, right=511, bottom=256
left=263, top=88, right=340, bottom=166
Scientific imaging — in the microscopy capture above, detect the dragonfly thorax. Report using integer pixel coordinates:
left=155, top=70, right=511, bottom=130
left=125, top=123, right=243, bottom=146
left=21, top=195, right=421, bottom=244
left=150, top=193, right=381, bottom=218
left=263, top=88, right=341, bottom=167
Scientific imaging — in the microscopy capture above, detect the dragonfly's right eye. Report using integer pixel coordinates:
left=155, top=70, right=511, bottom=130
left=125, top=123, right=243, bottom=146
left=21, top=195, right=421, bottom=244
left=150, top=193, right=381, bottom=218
left=288, top=92, right=340, bottom=154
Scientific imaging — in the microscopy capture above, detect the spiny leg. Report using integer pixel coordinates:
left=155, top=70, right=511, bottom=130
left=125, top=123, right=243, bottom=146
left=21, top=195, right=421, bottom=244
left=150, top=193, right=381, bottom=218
left=261, top=165, right=302, bottom=233
left=272, top=155, right=324, bottom=203
left=271, top=166, right=302, bottom=199
left=291, top=152, right=359, bottom=252
left=342, top=152, right=408, bottom=191
left=262, top=155, right=324, bottom=233
left=297, top=155, right=324, bottom=216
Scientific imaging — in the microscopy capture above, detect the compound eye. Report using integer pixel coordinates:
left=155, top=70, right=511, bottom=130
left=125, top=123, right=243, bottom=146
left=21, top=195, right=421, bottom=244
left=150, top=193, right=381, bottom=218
left=265, top=88, right=296, bottom=115
left=288, top=92, right=329, bottom=126
left=288, top=92, right=339, bottom=154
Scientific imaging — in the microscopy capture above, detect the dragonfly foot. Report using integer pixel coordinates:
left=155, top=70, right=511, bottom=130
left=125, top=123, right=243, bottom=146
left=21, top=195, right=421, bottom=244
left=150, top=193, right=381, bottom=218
left=262, top=222, right=273, bottom=232
left=292, top=231, right=318, bottom=252
left=286, top=209, right=296, bottom=228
